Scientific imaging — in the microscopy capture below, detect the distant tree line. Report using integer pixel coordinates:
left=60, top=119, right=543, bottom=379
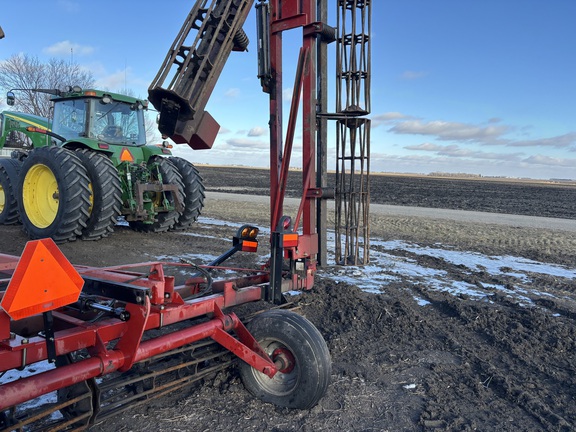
left=428, top=172, right=483, bottom=178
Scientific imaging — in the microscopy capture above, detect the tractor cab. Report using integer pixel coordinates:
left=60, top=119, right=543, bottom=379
left=51, top=89, right=148, bottom=147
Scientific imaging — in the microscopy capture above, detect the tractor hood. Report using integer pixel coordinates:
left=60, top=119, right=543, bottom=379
left=3, top=111, right=51, bottom=130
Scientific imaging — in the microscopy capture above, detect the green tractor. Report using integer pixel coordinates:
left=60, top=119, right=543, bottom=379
left=0, top=87, right=205, bottom=242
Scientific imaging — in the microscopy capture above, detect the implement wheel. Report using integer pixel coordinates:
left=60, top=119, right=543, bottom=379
left=169, top=156, right=205, bottom=230
left=75, top=149, right=122, bottom=240
left=239, top=310, right=331, bottom=409
left=129, top=156, right=184, bottom=233
left=17, top=147, right=91, bottom=242
left=56, top=354, right=98, bottom=427
left=0, top=158, right=21, bottom=225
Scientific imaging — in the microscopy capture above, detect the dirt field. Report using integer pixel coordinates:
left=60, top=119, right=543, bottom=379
left=201, top=166, right=576, bottom=219
left=1, top=167, right=575, bottom=431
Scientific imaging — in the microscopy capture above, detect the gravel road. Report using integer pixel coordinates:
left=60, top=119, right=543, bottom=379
left=208, top=192, right=576, bottom=233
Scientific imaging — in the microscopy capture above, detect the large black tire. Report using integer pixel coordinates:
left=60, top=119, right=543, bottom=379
left=17, top=146, right=91, bottom=243
left=129, top=156, right=184, bottom=233
left=169, top=157, right=205, bottom=230
left=75, top=149, right=122, bottom=240
left=0, top=158, right=21, bottom=225
left=238, top=310, right=331, bottom=409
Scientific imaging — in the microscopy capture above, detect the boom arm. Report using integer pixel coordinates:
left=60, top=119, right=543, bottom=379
left=148, top=0, right=253, bottom=149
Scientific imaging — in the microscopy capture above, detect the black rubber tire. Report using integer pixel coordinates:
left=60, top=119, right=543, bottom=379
left=17, top=146, right=91, bottom=243
left=129, top=156, right=184, bottom=233
left=75, top=149, right=122, bottom=240
left=238, top=310, right=331, bottom=409
left=0, top=158, right=21, bottom=225
left=56, top=354, right=95, bottom=427
left=169, top=157, right=205, bottom=230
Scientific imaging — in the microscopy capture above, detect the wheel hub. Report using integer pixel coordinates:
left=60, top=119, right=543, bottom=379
left=272, top=347, right=295, bottom=374
left=22, top=164, right=59, bottom=228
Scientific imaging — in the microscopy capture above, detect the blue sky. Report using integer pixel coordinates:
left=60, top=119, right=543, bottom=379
left=1, top=1, right=574, bottom=179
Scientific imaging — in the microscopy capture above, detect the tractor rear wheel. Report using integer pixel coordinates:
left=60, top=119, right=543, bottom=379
left=0, top=158, right=21, bottom=225
left=169, top=157, right=205, bottom=230
left=129, top=156, right=184, bottom=233
left=17, top=147, right=91, bottom=242
left=75, top=149, right=122, bottom=240
left=238, top=310, right=331, bottom=409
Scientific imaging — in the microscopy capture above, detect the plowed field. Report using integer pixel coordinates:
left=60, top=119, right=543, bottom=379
left=0, top=167, right=574, bottom=431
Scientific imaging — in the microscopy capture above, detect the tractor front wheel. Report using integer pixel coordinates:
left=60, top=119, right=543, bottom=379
left=17, top=147, right=91, bottom=243
left=0, top=158, right=21, bottom=225
left=75, top=149, right=122, bottom=240
left=169, top=157, right=205, bottom=230
left=238, top=310, right=331, bottom=409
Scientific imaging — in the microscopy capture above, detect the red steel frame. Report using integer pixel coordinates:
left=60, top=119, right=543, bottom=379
left=268, top=0, right=320, bottom=290
left=0, top=250, right=278, bottom=411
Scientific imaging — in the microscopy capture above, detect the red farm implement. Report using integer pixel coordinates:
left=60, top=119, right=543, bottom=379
left=0, top=227, right=330, bottom=430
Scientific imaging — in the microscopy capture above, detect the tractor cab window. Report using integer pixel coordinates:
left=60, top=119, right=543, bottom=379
left=88, top=99, right=146, bottom=146
left=52, top=99, right=87, bottom=140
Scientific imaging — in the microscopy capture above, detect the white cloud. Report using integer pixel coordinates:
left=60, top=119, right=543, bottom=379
left=522, top=155, right=576, bottom=167
left=224, top=88, right=240, bottom=98
left=405, top=143, right=524, bottom=162
left=401, top=70, right=428, bottom=80
left=507, top=132, right=576, bottom=149
left=371, top=112, right=416, bottom=127
left=389, top=119, right=511, bottom=142
left=404, top=142, right=445, bottom=152
left=283, top=87, right=293, bottom=102
left=379, top=114, right=576, bottom=152
left=94, top=68, right=147, bottom=94
left=247, top=126, right=266, bottom=137
left=43, top=40, right=94, bottom=57
left=225, top=138, right=269, bottom=150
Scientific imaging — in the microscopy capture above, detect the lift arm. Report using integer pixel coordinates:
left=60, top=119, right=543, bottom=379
left=148, top=0, right=253, bottom=149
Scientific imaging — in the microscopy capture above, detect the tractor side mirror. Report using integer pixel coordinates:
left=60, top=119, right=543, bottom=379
left=6, top=91, right=15, bottom=106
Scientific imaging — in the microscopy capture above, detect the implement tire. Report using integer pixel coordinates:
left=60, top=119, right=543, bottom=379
left=18, top=146, right=91, bottom=243
left=169, top=157, right=205, bottom=230
left=0, top=158, right=21, bottom=225
left=75, top=149, right=122, bottom=240
left=239, top=310, right=331, bottom=409
left=129, top=156, right=184, bottom=233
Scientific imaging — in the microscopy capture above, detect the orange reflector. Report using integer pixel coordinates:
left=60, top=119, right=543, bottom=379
left=282, top=233, right=298, bottom=248
left=241, top=240, right=258, bottom=252
left=1, top=239, right=84, bottom=320
left=26, top=126, right=47, bottom=134
left=84, top=91, right=97, bottom=96
left=120, top=147, right=134, bottom=162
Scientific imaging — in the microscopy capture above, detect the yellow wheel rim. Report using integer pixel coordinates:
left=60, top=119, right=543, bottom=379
left=22, top=164, right=59, bottom=228
left=88, top=182, right=94, bottom=215
left=0, top=184, right=5, bottom=214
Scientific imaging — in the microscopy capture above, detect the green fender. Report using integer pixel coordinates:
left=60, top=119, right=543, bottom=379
left=62, top=139, right=172, bottom=167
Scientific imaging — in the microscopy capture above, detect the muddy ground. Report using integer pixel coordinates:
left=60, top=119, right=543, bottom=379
left=1, top=167, right=575, bottom=431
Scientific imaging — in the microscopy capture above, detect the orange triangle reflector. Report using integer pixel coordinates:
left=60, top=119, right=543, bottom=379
left=120, top=147, right=134, bottom=162
left=1, top=239, right=84, bottom=320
